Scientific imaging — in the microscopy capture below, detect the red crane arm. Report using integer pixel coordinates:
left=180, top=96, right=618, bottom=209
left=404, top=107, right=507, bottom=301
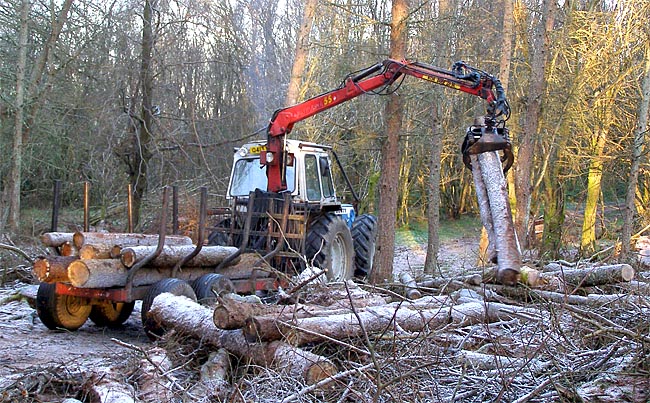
left=265, top=59, right=508, bottom=192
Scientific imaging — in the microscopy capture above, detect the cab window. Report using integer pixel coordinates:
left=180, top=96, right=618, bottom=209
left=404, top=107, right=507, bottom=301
left=305, top=155, right=321, bottom=200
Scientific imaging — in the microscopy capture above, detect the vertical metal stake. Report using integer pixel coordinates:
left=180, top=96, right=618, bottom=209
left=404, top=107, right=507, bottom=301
left=172, top=185, right=179, bottom=235
left=127, top=183, right=133, bottom=233
left=83, top=182, right=90, bottom=232
left=51, top=180, right=61, bottom=232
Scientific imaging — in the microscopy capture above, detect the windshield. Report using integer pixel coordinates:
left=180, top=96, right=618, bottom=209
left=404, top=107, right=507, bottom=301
left=229, top=158, right=295, bottom=196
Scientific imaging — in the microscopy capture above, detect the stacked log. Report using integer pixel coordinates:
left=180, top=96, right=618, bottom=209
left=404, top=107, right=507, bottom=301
left=34, top=231, right=239, bottom=288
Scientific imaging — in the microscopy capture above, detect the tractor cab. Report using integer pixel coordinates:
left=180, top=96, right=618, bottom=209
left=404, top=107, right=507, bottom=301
left=228, top=139, right=340, bottom=208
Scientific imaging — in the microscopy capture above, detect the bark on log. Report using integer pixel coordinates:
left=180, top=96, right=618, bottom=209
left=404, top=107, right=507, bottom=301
left=244, top=297, right=531, bottom=346
left=135, top=346, right=175, bottom=403
left=85, top=370, right=140, bottom=403
left=483, top=284, right=633, bottom=306
left=79, top=243, right=113, bottom=260
left=33, top=255, right=78, bottom=283
left=540, top=264, right=635, bottom=288
left=120, top=245, right=239, bottom=268
left=190, top=349, right=232, bottom=401
left=72, top=231, right=193, bottom=250
left=40, top=232, right=74, bottom=247
left=148, top=293, right=337, bottom=384
left=470, top=154, right=498, bottom=268
left=418, top=274, right=483, bottom=288
left=66, top=259, right=224, bottom=288
left=398, top=272, right=422, bottom=299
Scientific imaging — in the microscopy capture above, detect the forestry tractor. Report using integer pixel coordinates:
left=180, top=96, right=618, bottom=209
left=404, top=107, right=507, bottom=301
left=33, top=59, right=515, bottom=336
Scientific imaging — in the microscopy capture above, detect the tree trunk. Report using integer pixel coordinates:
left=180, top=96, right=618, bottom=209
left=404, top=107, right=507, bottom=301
left=5, top=0, right=73, bottom=232
left=5, top=0, right=30, bottom=233
left=73, top=232, right=193, bottom=250
left=540, top=264, right=635, bottom=288
left=33, top=256, right=79, bottom=283
left=284, top=0, right=317, bottom=106
left=40, top=232, right=75, bottom=248
left=131, top=0, right=157, bottom=229
left=372, top=0, right=408, bottom=284
left=425, top=104, right=442, bottom=275
left=65, top=259, right=227, bottom=288
left=514, top=0, right=554, bottom=248
left=580, top=128, right=608, bottom=255
left=622, top=45, right=650, bottom=258
left=120, top=245, right=238, bottom=268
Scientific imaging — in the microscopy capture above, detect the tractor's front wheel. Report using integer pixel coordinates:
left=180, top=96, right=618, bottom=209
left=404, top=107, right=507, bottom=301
left=36, top=283, right=91, bottom=331
left=305, top=214, right=354, bottom=281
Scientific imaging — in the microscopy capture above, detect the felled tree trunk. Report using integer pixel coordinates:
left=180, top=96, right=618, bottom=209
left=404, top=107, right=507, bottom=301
left=66, top=259, right=221, bottom=288
left=33, top=255, right=78, bottom=282
left=135, top=347, right=175, bottom=403
left=79, top=243, right=114, bottom=260
left=244, top=297, right=536, bottom=346
left=40, top=232, right=74, bottom=247
left=72, top=232, right=193, bottom=250
left=540, top=264, right=635, bottom=288
left=189, top=349, right=232, bottom=401
left=120, top=245, right=238, bottom=268
left=148, top=293, right=338, bottom=384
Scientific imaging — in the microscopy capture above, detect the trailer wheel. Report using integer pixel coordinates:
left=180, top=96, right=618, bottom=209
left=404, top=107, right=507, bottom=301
left=89, top=301, right=135, bottom=328
left=141, top=278, right=197, bottom=340
left=305, top=214, right=354, bottom=281
left=36, top=283, right=91, bottom=331
left=351, top=214, right=378, bottom=278
left=192, top=273, right=235, bottom=305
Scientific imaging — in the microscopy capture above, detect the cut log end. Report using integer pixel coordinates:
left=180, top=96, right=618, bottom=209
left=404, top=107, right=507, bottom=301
left=67, top=260, right=91, bottom=286
left=305, top=360, right=338, bottom=385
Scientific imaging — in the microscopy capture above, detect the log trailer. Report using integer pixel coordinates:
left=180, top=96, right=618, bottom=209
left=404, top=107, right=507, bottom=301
left=34, top=59, right=517, bottom=336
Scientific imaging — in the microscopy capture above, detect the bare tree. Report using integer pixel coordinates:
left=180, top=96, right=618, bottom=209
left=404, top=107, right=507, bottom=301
left=371, top=0, right=408, bottom=284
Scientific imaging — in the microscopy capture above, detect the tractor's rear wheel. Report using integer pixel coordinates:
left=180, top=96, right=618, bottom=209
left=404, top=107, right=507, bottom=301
left=89, top=301, right=135, bottom=328
left=36, top=283, right=91, bottom=331
left=305, top=214, right=354, bottom=281
left=351, top=214, right=378, bottom=278
left=141, top=278, right=197, bottom=340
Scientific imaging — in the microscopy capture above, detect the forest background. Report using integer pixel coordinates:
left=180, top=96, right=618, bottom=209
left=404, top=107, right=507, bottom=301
left=1, top=0, right=649, bottom=277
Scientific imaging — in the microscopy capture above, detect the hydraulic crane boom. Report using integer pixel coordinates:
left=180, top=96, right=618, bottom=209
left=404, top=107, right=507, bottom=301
left=264, top=59, right=511, bottom=192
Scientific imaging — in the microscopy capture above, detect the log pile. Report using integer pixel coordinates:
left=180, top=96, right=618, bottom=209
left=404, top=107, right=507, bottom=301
left=134, top=260, right=649, bottom=403
left=35, top=231, right=240, bottom=288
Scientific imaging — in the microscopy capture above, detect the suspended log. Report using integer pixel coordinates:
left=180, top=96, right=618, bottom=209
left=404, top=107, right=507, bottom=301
left=476, top=151, right=522, bottom=285
left=470, top=154, right=497, bottom=268
left=72, top=231, right=193, bottom=250
left=540, top=264, right=635, bottom=288
left=79, top=244, right=113, bottom=260
left=66, top=259, right=221, bottom=288
left=40, top=232, right=74, bottom=247
left=120, top=245, right=239, bottom=268
left=33, top=255, right=78, bottom=283
left=148, top=293, right=337, bottom=384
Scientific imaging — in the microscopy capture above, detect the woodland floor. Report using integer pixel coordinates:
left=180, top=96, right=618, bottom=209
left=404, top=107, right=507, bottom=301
left=0, top=227, right=648, bottom=402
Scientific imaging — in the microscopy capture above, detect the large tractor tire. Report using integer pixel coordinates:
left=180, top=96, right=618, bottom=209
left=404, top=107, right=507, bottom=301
left=305, top=214, right=355, bottom=281
left=89, top=301, right=135, bottom=328
left=141, top=278, right=197, bottom=340
left=36, top=283, right=91, bottom=331
left=351, top=214, right=378, bottom=278
left=191, top=273, right=235, bottom=305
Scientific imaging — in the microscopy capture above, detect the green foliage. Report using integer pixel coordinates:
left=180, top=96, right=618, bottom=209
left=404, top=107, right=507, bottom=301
left=395, top=215, right=481, bottom=247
